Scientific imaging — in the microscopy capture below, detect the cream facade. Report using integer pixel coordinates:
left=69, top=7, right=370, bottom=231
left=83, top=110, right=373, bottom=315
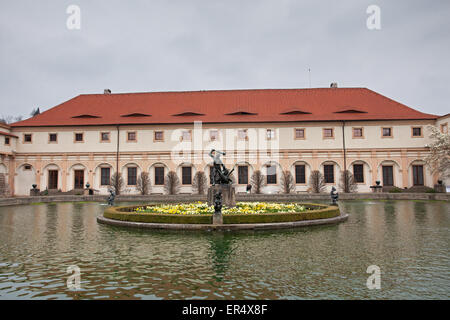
left=2, top=115, right=449, bottom=196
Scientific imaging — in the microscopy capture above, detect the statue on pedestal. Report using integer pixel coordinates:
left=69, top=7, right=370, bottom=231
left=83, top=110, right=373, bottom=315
left=330, top=186, right=339, bottom=205
left=207, top=149, right=236, bottom=219
left=209, top=149, right=234, bottom=185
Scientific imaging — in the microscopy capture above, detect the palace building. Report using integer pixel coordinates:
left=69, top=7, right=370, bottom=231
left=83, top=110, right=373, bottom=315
left=1, top=86, right=448, bottom=196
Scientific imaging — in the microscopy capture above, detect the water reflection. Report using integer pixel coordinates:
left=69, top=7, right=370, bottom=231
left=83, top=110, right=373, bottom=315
left=0, top=200, right=449, bottom=299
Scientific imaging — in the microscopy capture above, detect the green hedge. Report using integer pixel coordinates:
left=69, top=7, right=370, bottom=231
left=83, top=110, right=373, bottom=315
left=104, top=203, right=339, bottom=225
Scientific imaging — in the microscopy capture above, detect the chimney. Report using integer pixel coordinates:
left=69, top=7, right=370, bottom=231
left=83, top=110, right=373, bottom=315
left=104, top=89, right=111, bottom=94
left=330, top=82, right=338, bottom=88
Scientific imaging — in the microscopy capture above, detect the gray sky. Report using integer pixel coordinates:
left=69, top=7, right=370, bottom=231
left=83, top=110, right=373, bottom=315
left=1, top=0, right=449, bottom=119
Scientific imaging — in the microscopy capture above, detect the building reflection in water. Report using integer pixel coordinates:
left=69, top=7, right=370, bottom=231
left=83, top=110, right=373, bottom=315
left=207, top=233, right=235, bottom=282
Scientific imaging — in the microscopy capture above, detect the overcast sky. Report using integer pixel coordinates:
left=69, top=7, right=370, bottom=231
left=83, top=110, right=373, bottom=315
left=1, top=0, right=449, bottom=120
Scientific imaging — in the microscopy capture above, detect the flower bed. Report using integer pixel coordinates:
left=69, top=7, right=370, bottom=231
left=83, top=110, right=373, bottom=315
left=103, top=202, right=340, bottom=225
left=133, top=202, right=308, bottom=215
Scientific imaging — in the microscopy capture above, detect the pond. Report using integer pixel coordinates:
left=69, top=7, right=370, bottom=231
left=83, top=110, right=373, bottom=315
left=0, top=200, right=448, bottom=299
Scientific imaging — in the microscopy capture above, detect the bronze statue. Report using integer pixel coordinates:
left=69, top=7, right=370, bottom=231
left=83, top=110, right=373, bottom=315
left=209, top=149, right=234, bottom=185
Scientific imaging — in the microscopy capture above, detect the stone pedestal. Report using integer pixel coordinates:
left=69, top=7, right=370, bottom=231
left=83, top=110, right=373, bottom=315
left=207, top=184, right=236, bottom=208
left=434, top=184, right=446, bottom=193
left=213, top=212, right=223, bottom=225
left=30, top=188, right=40, bottom=196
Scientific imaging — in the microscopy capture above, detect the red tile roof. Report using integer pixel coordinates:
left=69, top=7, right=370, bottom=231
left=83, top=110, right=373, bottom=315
left=10, top=88, right=438, bottom=127
left=0, top=131, right=18, bottom=138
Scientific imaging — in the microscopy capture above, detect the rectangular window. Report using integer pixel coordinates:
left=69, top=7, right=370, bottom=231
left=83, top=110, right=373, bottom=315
left=182, top=166, right=192, bottom=185
left=353, top=164, right=364, bottom=183
left=382, top=127, right=392, bottom=137
left=295, top=165, right=306, bottom=184
left=238, top=166, right=248, bottom=185
left=48, top=170, right=58, bottom=189
left=154, top=131, right=164, bottom=141
left=295, top=128, right=305, bottom=139
left=74, top=133, right=84, bottom=142
left=266, top=129, right=275, bottom=140
left=323, top=128, right=334, bottom=139
left=210, top=130, right=218, bottom=141
left=154, top=167, right=165, bottom=185
left=24, top=165, right=32, bottom=171
left=382, top=166, right=394, bottom=186
left=181, top=130, right=191, bottom=141
left=266, top=165, right=277, bottom=184
left=412, top=127, right=422, bottom=137
left=101, top=168, right=111, bottom=186
left=74, top=170, right=84, bottom=189
left=101, top=132, right=110, bottom=142
left=24, top=134, right=32, bottom=143
left=412, top=165, right=424, bottom=186
left=324, top=165, right=334, bottom=183
left=49, top=133, right=57, bottom=142
left=4, top=137, right=10, bottom=145
left=441, top=123, right=448, bottom=134
left=238, top=129, right=248, bottom=140
left=127, top=167, right=137, bottom=186
left=353, top=128, right=363, bottom=138
left=127, top=131, right=137, bottom=142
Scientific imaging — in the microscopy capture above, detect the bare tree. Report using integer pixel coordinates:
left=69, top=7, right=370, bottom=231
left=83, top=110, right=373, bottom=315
left=0, top=115, right=23, bottom=124
left=425, top=125, right=450, bottom=180
left=136, top=171, right=151, bottom=195
left=339, top=170, right=357, bottom=193
left=192, top=171, right=207, bottom=194
left=309, top=170, right=326, bottom=193
left=30, top=108, right=40, bottom=117
left=164, top=171, right=180, bottom=195
left=250, top=170, right=266, bottom=194
left=110, top=172, right=124, bottom=195
left=280, top=170, right=296, bottom=194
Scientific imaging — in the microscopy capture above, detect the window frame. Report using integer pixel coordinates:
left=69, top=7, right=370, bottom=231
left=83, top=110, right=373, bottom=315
left=23, top=133, right=33, bottom=144
left=322, top=128, right=334, bottom=139
left=411, top=126, right=423, bottom=138
left=154, top=131, right=164, bottom=142
left=440, top=123, right=448, bottom=134
left=209, top=130, right=219, bottom=141
left=352, top=127, right=364, bottom=139
left=266, top=165, right=277, bottom=184
left=294, top=128, right=306, bottom=140
left=127, top=131, right=137, bottom=142
left=127, top=167, right=137, bottom=186
left=237, top=129, right=248, bottom=141
left=154, top=166, right=165, bottom=185
left=323, top=164, right=335, bottom=184
left=100, top=132, right=111, bottom=143
left=48, top=133, right=58, bottom=143
left=237, top=165, right=249, bottom=185
left=353, top=164, right=364, bottom=183
left=381, top=127, right=393, bottom=138
left=295, top=164, right=306, bottom=184
left=100, top=167, right=111, bottom=186
left=266, top=129, right=276, bottom=140
left=74, top=132, right=84, bottom=143
left=181, top=166, right=192, bottom=185
left=4, top=136, right=10, bottom=145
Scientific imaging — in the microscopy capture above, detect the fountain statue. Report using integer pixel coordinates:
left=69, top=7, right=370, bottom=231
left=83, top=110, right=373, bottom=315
left=330, top=186, right=339, bottom=205
left=207, top=149, right=236, bottom=222
left=107, top=189, right=116, bottom=206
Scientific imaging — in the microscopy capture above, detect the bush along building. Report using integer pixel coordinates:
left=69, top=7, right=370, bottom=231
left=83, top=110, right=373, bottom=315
left=1, top=85, right=449, bottom=196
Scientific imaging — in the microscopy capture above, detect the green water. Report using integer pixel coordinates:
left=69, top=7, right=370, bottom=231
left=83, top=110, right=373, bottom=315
left=0, top=200, right=448, bottom=299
